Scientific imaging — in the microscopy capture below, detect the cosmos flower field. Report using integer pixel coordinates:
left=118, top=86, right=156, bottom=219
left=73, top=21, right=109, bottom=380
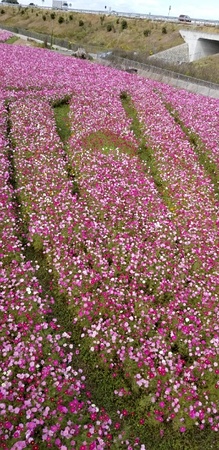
left=0, top=37, right=219, bottom=449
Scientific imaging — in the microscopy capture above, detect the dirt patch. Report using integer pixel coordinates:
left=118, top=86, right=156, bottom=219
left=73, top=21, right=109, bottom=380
left=13, top=37, right=39, bottom=47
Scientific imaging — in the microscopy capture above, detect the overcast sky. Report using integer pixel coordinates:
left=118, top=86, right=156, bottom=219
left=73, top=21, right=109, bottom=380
left=20, top=0, right=218, bottom=21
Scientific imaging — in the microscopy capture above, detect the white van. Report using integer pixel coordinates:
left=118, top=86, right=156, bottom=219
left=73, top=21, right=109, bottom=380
left=178, top=14, right=191, bottom=22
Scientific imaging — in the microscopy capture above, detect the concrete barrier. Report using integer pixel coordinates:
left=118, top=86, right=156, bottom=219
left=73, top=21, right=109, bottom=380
left=98, top=56, right=219, bottom=99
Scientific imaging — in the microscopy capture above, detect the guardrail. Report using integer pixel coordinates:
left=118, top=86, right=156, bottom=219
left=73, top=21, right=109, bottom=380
left=2, top=3, right=219, bottom=26
left=99, top=55, right=219, bottom=90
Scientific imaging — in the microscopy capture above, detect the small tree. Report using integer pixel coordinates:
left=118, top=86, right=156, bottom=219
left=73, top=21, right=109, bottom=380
left=121, top=19, right=127, bottom=30
left=107, top=23, right=113, bottom=32
left=2, top=0, right=19, bottom=3
left=100, top=15, right=105, bottom=25
left=143, top=29, right=151, bottom=37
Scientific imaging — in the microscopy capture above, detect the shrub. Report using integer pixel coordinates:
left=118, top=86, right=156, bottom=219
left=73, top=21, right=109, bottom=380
left=100, top=15, right=105, bottom=25
left=143, top=29, right=151, bottom=37
left=107, top=23, right=113, bottom=32
left=79, top=19, right=84, bottom=26
left=42, top=14, right=46, bottom=21
left=121, top=19, right=128, bottom=30
left=120, top=90, right=128, bottom=100
left=69, top=14, right=73, bottom=20
left=58, top=16, right=64, bottom=24
left=1, top=9, right=5, bottom=14
left=162, top=26, right=167, bottom=34
left=50, top=12, right=55, bottom=19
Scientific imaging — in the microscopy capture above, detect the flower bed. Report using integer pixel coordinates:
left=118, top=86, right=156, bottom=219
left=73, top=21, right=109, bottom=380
left=0, top=44, right=219, bottom=448
left=159, top=85, right=219, bottom=169
left=0, top=99, right=117, bottom=450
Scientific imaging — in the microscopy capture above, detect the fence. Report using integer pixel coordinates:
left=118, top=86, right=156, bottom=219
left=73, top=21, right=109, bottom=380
left=97, top=55, right=219, bottom=98
left=0, top=24, right=107, bottom=53
left=101, top=55, right=219, bottom=90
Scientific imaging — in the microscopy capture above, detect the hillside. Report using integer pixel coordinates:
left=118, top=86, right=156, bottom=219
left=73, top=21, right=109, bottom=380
left=1, top=4, right=219, bottom=83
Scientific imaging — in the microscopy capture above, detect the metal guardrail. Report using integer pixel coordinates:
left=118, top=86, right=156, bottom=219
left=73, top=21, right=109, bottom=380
left=61, top=10, right=219, bottom=26
left=2, top=3, right=219, bottom=26
left=101, top=55, right=219, bottom=90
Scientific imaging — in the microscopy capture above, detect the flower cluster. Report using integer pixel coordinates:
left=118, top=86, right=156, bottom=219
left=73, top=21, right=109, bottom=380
left=160, top=85, right=219, bottom=169
left=0, top=43, right=219, bottom=448
left=0, top=97, right=121, bottom=449
left=0, top=31, right=14, bottom=43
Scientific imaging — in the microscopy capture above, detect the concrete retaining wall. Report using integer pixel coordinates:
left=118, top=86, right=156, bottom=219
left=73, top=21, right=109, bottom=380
left=98, top=56, right=219, bottom=99
left=149, top=43, right=190, bottom=64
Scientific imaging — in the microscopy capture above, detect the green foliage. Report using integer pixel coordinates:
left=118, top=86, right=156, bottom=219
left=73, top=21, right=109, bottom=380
left=121, top=19, right=128, bottom=30
left=100, top=14, right=105, bottom=25
left=32, top=233, right=44, bottom=252
left=42, top=14, right=46, bottom=21
left=79, top=19, right=84, bottom=26
left=52, top=95, right=71, bottom=108
left=53, top=98, right=71, bottom=141
left=162, top=25, right=167, bottom=34
left=58, top=16, right=64, bottom=24
left=120, top=90, right=128, bottom=100
left=120, top=91, right=172, bottom=201
left=50, top=12, right=55, bottom=19
left=69, top=14, right=73, bottom=20
left=143, top=28, right=151, bottom=37
left=1, top=9, right=5, bottom=14
left=107, top=23, right=113, bottom=32
left=166, top=102, right=219, bottom=200
left=81, top=129, right=136, bottom=156
left=5, top=36, right=18, bottom=44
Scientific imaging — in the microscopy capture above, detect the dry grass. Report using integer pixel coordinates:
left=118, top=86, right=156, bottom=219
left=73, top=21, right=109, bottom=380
left=0, top=5, right=212, bottom=51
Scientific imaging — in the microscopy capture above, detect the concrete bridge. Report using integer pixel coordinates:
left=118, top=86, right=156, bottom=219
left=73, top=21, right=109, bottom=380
left=180, top=30, right=219, bottom=62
